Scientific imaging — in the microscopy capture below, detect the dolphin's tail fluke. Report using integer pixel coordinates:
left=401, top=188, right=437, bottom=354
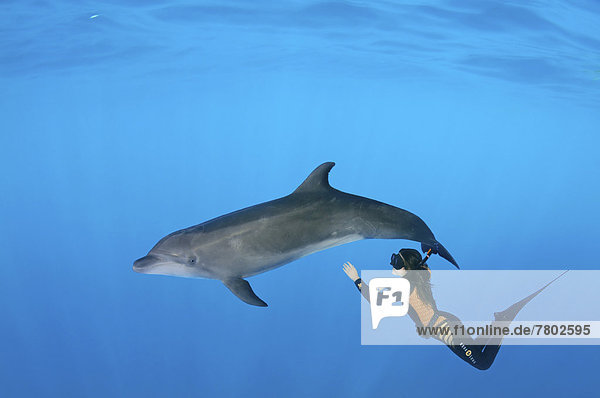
left=421, top=241, right=459, bottom=269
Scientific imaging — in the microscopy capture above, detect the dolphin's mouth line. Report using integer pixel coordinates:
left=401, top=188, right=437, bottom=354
left=133, top=253, right=174, bottom=272
left=133, top=260, right=169, bottom=270
left=132, top=249, right=196, bottom=275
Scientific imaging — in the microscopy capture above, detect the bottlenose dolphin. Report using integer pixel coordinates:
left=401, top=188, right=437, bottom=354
left=133, top=162, right=458, bottom=306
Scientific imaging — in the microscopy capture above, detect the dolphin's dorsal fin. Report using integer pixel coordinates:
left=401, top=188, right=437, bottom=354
left=293, top=162, right=335, bottom=194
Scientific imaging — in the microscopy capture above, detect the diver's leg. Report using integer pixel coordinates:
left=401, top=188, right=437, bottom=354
left=444, top=341, right=500, bottom=371
left=436, top=311, right=503, bottom=371
left=452, top=272, right=570, bottom=369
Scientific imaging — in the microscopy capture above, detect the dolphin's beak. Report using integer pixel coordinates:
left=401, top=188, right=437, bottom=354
left=133, top=255, right=160, bottom=273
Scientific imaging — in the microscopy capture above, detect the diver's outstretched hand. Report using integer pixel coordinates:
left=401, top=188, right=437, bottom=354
left=342, top=262, right=359, bottom=282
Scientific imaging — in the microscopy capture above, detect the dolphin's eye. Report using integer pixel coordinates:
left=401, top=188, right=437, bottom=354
left=187, top=258, right=196, bottom=266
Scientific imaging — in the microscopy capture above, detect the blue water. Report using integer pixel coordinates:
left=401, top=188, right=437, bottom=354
left=2, top=1, right=599, bottom=396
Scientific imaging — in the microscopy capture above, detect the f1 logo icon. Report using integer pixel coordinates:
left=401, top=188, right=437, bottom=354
left=369, top=278, right=411, bottom=329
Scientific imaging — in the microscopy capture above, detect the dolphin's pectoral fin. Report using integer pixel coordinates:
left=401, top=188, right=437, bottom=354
left=223, top=278, right=268, bottom=307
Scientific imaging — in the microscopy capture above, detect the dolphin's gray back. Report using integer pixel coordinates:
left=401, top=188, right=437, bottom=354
left=181, top=162, right=454, bottom=279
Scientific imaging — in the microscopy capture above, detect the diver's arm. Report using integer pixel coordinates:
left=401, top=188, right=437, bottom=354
left=343, top=262, right=370, bottom=302
left=356, top=278, right=370, bottom=302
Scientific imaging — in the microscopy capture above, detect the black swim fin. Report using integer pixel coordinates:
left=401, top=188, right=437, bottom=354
left=494, top=270, right=569, bottom=322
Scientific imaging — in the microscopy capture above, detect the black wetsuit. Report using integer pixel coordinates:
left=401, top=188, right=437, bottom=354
left=356, top=279, right=502, bottom=370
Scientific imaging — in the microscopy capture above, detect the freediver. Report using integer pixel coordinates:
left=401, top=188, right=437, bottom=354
left=343, top=249, right=564, bottom=370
